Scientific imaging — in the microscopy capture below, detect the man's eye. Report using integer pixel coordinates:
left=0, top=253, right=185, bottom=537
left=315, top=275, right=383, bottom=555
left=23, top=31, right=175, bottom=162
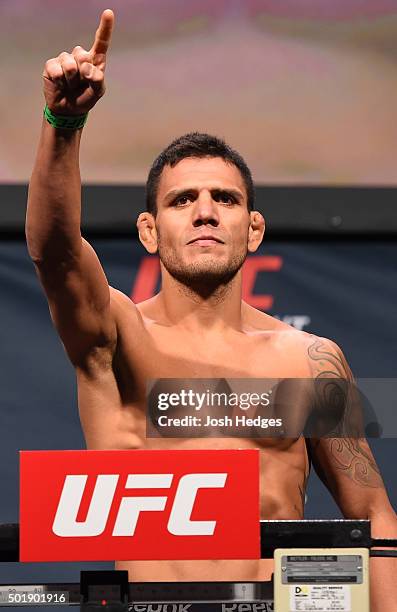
left=174, top=195, right=192, bottom=206
left=214, top=192, right=234, bottom=205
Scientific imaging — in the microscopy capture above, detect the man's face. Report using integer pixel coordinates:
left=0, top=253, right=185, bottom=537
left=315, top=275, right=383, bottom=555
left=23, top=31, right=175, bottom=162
left=155, top=156, right=251, bottom=287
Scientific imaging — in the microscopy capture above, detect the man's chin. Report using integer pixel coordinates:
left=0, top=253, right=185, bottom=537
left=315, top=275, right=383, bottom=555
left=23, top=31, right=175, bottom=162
left=158, top=245, right=247, bottom=289
left=162, top=260, right=242, bottom=288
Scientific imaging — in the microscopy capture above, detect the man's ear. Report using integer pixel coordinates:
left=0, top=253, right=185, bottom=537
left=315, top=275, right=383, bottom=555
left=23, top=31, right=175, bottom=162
left=137, top=212, right=158, bottom=254
left=248, top=211, right=265, bottom=253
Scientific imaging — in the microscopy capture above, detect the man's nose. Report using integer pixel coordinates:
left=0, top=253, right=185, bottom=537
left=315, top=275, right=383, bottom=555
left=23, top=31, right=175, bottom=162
left=192, top=191, right=220, bottom=226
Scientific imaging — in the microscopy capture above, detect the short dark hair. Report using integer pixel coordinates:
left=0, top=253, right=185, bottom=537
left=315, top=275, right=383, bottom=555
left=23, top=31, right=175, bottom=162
left=145, top=132, right=254, bottom=216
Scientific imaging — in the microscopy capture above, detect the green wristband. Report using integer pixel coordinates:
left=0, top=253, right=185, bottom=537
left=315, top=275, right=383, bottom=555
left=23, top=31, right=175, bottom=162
left=43, top=104, right=88, bottom=130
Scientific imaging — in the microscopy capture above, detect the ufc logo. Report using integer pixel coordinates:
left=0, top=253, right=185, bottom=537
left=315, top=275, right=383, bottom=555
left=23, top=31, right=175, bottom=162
left=20, top=449, right=259, bottom=561
left=52, top=473, right=227, bottom=537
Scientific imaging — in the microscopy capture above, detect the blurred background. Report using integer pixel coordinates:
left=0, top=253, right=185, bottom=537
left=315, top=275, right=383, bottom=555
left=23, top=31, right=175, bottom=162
left=3, top=0, right=397, bottom=184
left=0, top=0, right=396, bottom=589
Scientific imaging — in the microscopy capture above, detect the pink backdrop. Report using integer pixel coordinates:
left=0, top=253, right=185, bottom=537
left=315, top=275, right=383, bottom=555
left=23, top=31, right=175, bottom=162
left=2, top=0, right=397, bottom=185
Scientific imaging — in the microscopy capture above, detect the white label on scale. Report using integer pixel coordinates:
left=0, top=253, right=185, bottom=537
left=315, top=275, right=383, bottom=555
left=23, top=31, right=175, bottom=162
left=289, top=585, right=351, bottom=611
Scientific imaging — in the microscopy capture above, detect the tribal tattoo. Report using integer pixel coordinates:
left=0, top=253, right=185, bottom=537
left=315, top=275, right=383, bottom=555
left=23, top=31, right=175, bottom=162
left=307, top=337, right=383, bottom=490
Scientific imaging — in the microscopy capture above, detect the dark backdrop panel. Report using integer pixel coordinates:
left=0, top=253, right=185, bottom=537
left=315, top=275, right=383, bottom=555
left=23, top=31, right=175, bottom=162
left=2, top=184, right=397, bottom=236
left=0, top=238, right=396, bottom=583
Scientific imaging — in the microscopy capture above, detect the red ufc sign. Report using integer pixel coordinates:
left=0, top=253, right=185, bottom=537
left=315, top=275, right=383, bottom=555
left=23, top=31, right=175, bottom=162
left=20, top=449, right=260, bottom=562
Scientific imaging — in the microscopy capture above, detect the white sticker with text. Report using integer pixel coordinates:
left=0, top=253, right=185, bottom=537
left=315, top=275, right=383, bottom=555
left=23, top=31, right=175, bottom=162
left=290, top=585, right=351, bottom=611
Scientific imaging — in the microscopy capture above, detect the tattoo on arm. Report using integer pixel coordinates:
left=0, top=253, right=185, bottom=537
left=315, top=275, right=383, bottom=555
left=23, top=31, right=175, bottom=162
left=325, top=438, right=382, bottom=488
left=307, top=337, right=383, bottom=490
left=308, top=337, right=351, bottom=380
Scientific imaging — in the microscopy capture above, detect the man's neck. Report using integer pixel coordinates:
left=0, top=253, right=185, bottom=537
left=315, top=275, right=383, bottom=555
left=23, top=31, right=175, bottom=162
left=158, top=271, right=244, bottom=333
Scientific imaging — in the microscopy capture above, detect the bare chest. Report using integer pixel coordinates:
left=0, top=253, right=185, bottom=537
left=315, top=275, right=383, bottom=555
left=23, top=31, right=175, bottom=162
left=117, top=321, right=311, bottom=383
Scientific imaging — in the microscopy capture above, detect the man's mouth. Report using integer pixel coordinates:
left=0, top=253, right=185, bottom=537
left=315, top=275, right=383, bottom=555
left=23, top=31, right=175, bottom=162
left=187, top=235, right=224, bottom=246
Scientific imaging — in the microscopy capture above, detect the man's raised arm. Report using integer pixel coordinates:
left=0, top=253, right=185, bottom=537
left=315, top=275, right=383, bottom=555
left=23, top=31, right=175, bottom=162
left=26, top=10, right=117, bottom=367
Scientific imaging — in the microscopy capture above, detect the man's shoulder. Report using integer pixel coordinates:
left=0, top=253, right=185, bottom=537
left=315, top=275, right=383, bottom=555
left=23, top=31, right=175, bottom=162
left=244, top=304, right=343, bottom=360
left=109, top=286, right=142, bottom=324
left=244, top=302, right=311, bottom=341
left=108, top=288, right=164, bottom=332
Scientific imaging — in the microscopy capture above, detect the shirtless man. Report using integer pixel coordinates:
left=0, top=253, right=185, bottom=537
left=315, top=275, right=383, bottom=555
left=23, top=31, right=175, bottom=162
left=25, top=10, right=397, bottom=611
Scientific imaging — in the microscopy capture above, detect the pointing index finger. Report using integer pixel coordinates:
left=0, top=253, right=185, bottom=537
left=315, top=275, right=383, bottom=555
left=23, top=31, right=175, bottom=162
left=91, top=9, right=114, bottom=56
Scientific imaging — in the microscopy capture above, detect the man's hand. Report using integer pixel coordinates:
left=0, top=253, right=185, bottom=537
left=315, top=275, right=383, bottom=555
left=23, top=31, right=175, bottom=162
left=42, top=9, right=114, bottom=116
